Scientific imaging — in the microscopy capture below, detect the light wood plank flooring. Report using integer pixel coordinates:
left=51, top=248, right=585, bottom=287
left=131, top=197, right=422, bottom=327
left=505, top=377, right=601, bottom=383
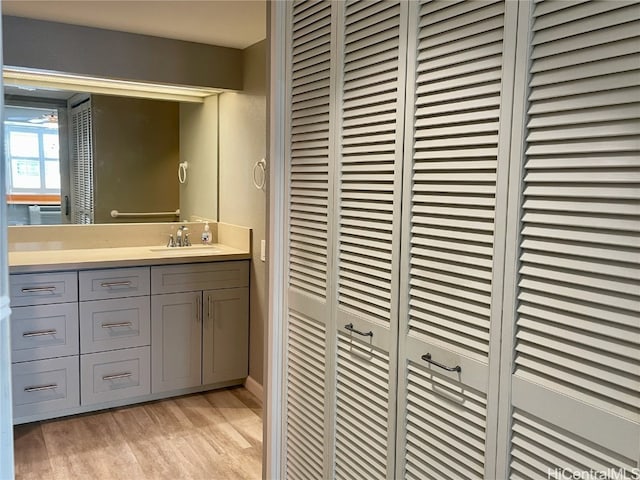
left=13, top=387, right=263, bottom=480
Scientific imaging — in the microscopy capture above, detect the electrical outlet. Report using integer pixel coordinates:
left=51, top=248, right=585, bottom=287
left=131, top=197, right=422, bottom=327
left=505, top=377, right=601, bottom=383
left=260, top=239, right=266, bottom=262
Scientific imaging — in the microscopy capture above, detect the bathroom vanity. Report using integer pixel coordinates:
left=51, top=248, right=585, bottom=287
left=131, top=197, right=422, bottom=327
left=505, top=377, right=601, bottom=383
left=7, top=222, right=251, bottom=424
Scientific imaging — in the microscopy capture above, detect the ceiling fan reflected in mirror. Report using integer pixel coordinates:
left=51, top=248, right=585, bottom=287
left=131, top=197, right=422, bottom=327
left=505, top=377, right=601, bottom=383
left=28, top=112, right=58, bottom=125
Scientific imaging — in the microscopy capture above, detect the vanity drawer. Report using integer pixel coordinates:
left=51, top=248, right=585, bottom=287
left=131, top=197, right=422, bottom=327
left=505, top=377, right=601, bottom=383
left=11, top=303, right=79, bottom=363
left=10, top=272, right=78, bottom=307
left=79, top=267, right=150, bottom=301
left=80, top=297, right=150, bottom=354
left=151, top=261, right=249, bottom=294
left=80, top=346, right=150, bottom=405
left=12, top=356, right=80, bottom=418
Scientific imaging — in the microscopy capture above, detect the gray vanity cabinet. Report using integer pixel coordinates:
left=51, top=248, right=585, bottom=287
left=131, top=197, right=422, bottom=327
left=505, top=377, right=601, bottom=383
left=150, top=261, right=250, bottom=394
left=79, top=267, right=152, bottom=406
left=150, top=291, right=203, bottom=393
left=9, top=271, right=80, bottom=418
left=10, top=260, right=250, bottom=423
left=202, top=287, right=249, bottom=385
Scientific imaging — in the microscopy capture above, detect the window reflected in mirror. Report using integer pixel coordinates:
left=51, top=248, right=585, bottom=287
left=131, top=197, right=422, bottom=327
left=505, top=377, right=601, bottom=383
left=5, top=104, right=65, bottom=225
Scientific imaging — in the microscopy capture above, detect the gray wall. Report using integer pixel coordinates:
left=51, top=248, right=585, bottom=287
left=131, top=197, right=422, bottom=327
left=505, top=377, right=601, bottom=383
left=219, top=40, right=267, bottom=387
left=92, top=95, right=179, bottom=223
left=3, top=15, right=243, bottom=90
left=179, top=96, right=218, bottom=222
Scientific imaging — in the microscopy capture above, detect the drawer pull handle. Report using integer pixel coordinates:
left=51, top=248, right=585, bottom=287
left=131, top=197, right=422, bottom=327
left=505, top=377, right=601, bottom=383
left=24, top=384, right=58, bottom=392
left=421, top=353, right=461, bottom=373
left=102, top=372, right=133, bottom=381
left=345, top=323, right=373, bottom=337
left=100, top=281, right=132, bottom=288
left=101, top=322, right=133, bottom=329
left=22, top=329, right=57, bottom=337
left=20, top=286, right=56, bottom=293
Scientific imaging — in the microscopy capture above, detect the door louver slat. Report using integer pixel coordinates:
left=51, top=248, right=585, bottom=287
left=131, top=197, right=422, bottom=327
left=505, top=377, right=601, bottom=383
left=407, top=0, right=505, bottom=362
left=286, top=312, right=326, bottom=480
left=404, top=362, right=487, bottom=480
left=335, top=332, right=390, bottom=480
left=337, top=0, right=401, bottom=327
left=289, top=0, right=332, bottom=300
left=510, top=409, right=637, bottom=480
left=513, top=0, right=640, bottom=425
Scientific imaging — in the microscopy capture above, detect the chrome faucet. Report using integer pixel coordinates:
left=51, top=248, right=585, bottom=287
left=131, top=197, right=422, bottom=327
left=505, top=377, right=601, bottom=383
left=175, top=225, right=190, bottom=247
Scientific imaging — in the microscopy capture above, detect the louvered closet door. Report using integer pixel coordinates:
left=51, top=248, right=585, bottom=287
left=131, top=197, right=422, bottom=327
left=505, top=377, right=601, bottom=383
left=500, top=1, right=640, bottom=478
left=396, top=1, right=516, bottom=479
left=333, top=1, right=406, bottom=479
left=70, top=101, right=94, bottom=224
left=285, top=1, right=334, bottom=479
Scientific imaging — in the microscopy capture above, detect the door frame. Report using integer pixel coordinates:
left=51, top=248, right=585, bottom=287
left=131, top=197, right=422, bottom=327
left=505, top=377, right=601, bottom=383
left=265, top=1, right=287, bottom=479
left=1, top=4, right=17, bottom=474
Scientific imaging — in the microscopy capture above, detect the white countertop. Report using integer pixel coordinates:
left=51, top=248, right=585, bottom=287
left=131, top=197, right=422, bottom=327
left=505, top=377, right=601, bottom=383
left=9, top=243, right=251, bottom=274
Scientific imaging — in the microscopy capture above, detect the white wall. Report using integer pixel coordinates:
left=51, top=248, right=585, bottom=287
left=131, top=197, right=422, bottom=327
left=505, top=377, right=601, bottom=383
left=219, top=40, right=267, bottom=388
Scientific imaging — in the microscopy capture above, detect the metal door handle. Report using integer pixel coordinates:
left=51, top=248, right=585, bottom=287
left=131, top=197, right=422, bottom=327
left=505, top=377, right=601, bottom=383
left=421, top=353, right=461, bottom=373
left=345, top=323, right=373, bottom=337
left=23, top=329, right=57, bottom=337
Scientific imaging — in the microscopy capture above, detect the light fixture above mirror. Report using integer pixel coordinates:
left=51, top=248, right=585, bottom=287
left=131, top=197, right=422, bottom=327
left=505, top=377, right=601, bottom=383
left=3, top=67, right=222, bottom=103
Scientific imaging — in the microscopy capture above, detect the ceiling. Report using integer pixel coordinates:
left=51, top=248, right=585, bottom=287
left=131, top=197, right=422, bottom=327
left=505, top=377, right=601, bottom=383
left=2, top=0, right=267, bottom=50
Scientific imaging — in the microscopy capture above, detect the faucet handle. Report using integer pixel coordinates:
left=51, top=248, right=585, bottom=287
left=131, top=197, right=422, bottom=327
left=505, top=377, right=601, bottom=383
left=167, top=234, right=175, bottom=248
left=184, top=233, right=191, bottom=247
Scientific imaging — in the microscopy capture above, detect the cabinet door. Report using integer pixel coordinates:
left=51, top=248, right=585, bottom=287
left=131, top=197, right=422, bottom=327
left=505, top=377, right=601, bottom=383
left=202, top=288, right=249, bottom=385
left=151, top=292, right=202, bottom=393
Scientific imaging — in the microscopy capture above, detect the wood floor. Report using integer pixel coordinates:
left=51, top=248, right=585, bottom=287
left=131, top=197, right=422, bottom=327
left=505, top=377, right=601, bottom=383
left=13, top=387, right=263, bottom=480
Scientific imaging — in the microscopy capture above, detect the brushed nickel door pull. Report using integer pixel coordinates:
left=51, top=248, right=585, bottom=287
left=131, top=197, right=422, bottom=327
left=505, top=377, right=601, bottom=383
left=196, top=295, right=202, bottom=323
left=345, top=323, right=373, bottom=337
left=102, top=372, right=133, bottom=381
left=421, top=353, right=461, bottom=373
left=24, top=384, right=58, bottom=392
left=23, top=329, right=57, bottom=337
left=21, top=286, right=56, bottom=293
left=100, top=281, right=132, bottom=288
left=101, top=322, right=133, bottom=329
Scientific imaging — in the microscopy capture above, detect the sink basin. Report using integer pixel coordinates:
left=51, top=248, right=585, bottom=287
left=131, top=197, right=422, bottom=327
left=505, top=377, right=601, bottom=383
left=149, top=245, right=223, bottom=255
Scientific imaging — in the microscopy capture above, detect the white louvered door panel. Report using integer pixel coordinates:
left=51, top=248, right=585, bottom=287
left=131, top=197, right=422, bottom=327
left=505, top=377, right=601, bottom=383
left=499, top=1, right=640, bottom=478
left=335, top=332, right=391, bottom=480
left=397, top=1, right=515, bottom=478
left=70, top=101, right=94, bottom=224
left=285, top=1, right=335, bottom=479
left=333, top=1, right=407, bottom=478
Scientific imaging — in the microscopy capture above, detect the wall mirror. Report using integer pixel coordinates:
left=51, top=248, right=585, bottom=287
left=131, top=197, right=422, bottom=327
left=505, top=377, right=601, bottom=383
left=4, top=76, right=219, bottom=226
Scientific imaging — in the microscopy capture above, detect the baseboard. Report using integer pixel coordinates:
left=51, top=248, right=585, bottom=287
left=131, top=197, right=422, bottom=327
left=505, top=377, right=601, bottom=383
left=244, top=376, right=264, bottom=404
